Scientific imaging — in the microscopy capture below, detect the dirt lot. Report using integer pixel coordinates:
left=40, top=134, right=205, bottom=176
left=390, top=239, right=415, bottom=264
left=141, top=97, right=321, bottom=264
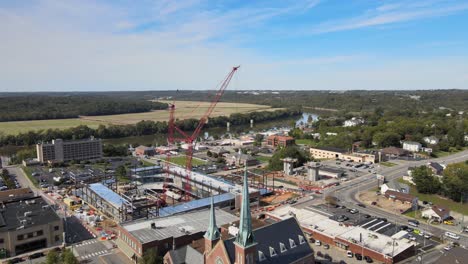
left=261, top=191, right=298, bottom=205
left=359, top=190, right=412, bottom=214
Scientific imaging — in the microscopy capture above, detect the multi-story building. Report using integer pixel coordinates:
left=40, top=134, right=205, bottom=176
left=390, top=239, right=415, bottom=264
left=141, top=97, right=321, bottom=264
left=266, top=135, right=295, bottom=148
left=402, top=141, right=422, bottom=152
left=0, top=196, right=63, bottom=257
left=309, top=147, right=376, bottom=163
left=36, top=137, right=102, bottom=163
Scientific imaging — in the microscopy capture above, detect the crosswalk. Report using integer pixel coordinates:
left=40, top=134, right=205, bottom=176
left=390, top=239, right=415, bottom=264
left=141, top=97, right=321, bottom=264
left=75, top=239, right=98, bottom=247
left=78, top=250, right=111, bottom=260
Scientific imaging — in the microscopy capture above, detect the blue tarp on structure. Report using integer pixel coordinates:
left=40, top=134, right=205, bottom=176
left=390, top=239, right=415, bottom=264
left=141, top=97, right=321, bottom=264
left=88, top=183, right=127, bottom=208
left=159, top=192, right=235, bottom=217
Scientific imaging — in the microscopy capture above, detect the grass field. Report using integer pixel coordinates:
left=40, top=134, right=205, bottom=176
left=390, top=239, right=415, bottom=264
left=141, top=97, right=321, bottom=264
left=398, top=178, right=468, bottom=215
left=80, top=101, right=279, bottom=125
left=0, top=118, right=103, bottom=135
left=380, top=161, right=397, bottom=167
left=0, top=101, right=279, bottom=135
left=256, top=156, right=272, bottom=163
left=295, top=139, right=318, bottom=146
left=169, top=155, right=207, bottom=167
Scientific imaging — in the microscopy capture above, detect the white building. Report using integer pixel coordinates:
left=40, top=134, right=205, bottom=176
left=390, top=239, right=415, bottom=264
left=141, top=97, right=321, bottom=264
left=423, top=136, right=439, bottom=145
left=343, top=117, right=364, bottom=127
left=402, top=141, right=422, bottom=152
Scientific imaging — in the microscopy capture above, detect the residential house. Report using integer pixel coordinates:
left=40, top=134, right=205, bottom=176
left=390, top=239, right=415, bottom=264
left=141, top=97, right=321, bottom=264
left=421, top=205, right=451, bottom=222
left=343, top=117, right=364, bottom=127
left=381, top=181, right=410, bottom=194
left=384, top=190, right=418, bottom=205
left=402, top=141, right=422, bottom=152
left=380, top=147, right=408, bottom=158
left=427, top=162, right=444, bottom=175
left=423, top=136, right=439, bottom=145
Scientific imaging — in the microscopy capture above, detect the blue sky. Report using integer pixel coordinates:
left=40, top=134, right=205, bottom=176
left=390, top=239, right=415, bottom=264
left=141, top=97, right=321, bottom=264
left=1, top=0, right=468, bottom=91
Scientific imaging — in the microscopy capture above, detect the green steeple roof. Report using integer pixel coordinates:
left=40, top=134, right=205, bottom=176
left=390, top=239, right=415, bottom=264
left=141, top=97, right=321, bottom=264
left=204, top=196, right=220, bottom=241
left=235, top=165, right=255, bottom=247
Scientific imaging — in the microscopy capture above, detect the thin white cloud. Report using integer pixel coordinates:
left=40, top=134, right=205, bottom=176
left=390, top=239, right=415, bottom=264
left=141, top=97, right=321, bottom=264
left=312, top=1, right=468, bottom=34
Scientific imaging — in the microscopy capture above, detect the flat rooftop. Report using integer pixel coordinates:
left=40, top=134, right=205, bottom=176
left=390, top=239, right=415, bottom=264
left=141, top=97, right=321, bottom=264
left=122, top=208, right=238, bottom=244
left=0, top=196, right=60, bottom=232
left=88, top=183, right=128, bottom=208
left=269, top=206, right=414, bottom=257
left=311, top=146, right=347, bottom=153
left=130, top=166, right=162, bottom=173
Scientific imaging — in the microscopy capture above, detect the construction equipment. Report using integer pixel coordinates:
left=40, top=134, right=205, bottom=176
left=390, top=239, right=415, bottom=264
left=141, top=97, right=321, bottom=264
left=166, top=66, right=240, bottom=200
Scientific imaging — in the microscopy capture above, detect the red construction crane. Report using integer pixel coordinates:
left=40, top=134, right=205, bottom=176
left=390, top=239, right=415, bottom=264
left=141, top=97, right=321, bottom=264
left=166, top=66, right=240, bottom=201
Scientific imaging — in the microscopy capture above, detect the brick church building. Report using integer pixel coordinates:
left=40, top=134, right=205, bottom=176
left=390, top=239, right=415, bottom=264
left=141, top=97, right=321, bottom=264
left=164, top=168, right=315, bottom=264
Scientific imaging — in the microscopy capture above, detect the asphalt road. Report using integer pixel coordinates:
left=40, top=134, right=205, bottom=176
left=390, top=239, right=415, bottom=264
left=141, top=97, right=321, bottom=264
left=324, top=150, right=468, bottom=247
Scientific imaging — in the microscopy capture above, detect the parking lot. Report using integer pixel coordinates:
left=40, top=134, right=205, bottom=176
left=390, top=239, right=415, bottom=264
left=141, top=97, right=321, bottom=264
left=315, top=204, right=438, bottom=249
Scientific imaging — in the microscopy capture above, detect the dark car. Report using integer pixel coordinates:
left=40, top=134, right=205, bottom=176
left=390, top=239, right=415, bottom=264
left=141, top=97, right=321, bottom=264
left=324, top=254, right=332, bottom=261
left=400, top=225, right=408, bottom=230
left=364, top=256, right=373, bottom=263
left=363, top=214, right=371, bottom=218
left=407, top=227, right=414, bottom=233
left=357, top=203, right=366, bottom=208
left=28, top=252, right=45, bottom=259
left=10, top=258, right=24, bottom=264
left=317, top=251, right=323, bottom=257
left=379, top=218, right=387, bottom=222
left=355, top=253, right=363, bottom=260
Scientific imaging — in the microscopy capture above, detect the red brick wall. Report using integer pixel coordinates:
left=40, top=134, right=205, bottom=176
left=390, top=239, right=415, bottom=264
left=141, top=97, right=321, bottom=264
left=206, top=242, right=232, bottom=264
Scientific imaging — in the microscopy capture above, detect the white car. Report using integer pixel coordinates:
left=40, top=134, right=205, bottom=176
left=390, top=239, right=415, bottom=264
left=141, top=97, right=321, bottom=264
left=444, top=245, right=452, bottom=251
left=347, top=251, right=353, bottom=258
left=315, top=240, right=321, bottom=246
left=408, top=235, right=416, bottom=241
left=424, top=234, right=432, bottom=239
left=445, top=232, right=460, bottom=240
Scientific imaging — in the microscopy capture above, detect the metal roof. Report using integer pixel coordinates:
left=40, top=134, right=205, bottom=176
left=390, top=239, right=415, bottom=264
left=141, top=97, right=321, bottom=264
left=122, top=208, right=238, bottom=244
left=130, top=165, right=162, bottom=173
left=159, top=192, right=235, bottom=217
left=88, top=183, right=128, bottom=208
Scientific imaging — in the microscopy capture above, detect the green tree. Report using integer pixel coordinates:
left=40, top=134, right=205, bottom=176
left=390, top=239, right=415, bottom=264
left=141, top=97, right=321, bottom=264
left=138, top=248, right=163, bottom=264
left=412, top=166, right=441, bottom=194
left=442, top=162, right=468, bottom=202
left=61, top=248, right=79, bottom=264
left=116, top=165, right=128, bottom=182
left=268, top=146, right=309, bottom=171
left=373, top=132, right=401, bottom=148
left=45, top=250, right=60, bottom=264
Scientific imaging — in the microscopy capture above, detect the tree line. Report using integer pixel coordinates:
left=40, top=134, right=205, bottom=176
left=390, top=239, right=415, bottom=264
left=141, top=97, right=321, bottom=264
left=291, top=108, right=467, bottom=153
left=0, top=109, right=301, bottom=147
left=0, top=95, right=167, bottom=122
left=412, top=161, right=468, bottom=202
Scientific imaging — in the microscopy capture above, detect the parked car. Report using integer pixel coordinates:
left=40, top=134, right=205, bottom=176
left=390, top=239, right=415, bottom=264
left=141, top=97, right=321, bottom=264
left=364, top=256, right=373, bottom=263
left=28, top=252, right=45, bottom=259
left=445, top=232, right=460, bottom=240
left=323, top=244, right=330, bottom=249
left=10, top=258, right=24, bottom=264
left=350, top=209, right=359, bottom=214
left=444, top=245, right=452, bottom=251
left=315, top=240, right=321, bottom=246
left=408, top=220, right=419, bottom=227
left=400, top=225, right=408, bottom=230
left=363, top=214, right=371, bottom=218
left=371, top=201, right=377, bottom=205
left=324, top=254, right=332, bottom=261
left=355, top=253, right=363, bottom=260
left=357, top=203, right=366, bottom=208
left=347, top=251, right=354, bottom=258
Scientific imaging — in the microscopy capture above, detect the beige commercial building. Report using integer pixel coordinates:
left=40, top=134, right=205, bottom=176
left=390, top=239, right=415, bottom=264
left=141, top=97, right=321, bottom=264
left=36, top=137, right=103, bottom=163
left=0, top=196, right=63, bottom=258
left=310, top=147, right=376, bottom=163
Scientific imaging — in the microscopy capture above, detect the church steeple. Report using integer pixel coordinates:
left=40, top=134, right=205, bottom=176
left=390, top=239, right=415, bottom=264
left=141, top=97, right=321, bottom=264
left=235, top=165, right=255, bottom=247
left=204, top=196, right=220, bottom=241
